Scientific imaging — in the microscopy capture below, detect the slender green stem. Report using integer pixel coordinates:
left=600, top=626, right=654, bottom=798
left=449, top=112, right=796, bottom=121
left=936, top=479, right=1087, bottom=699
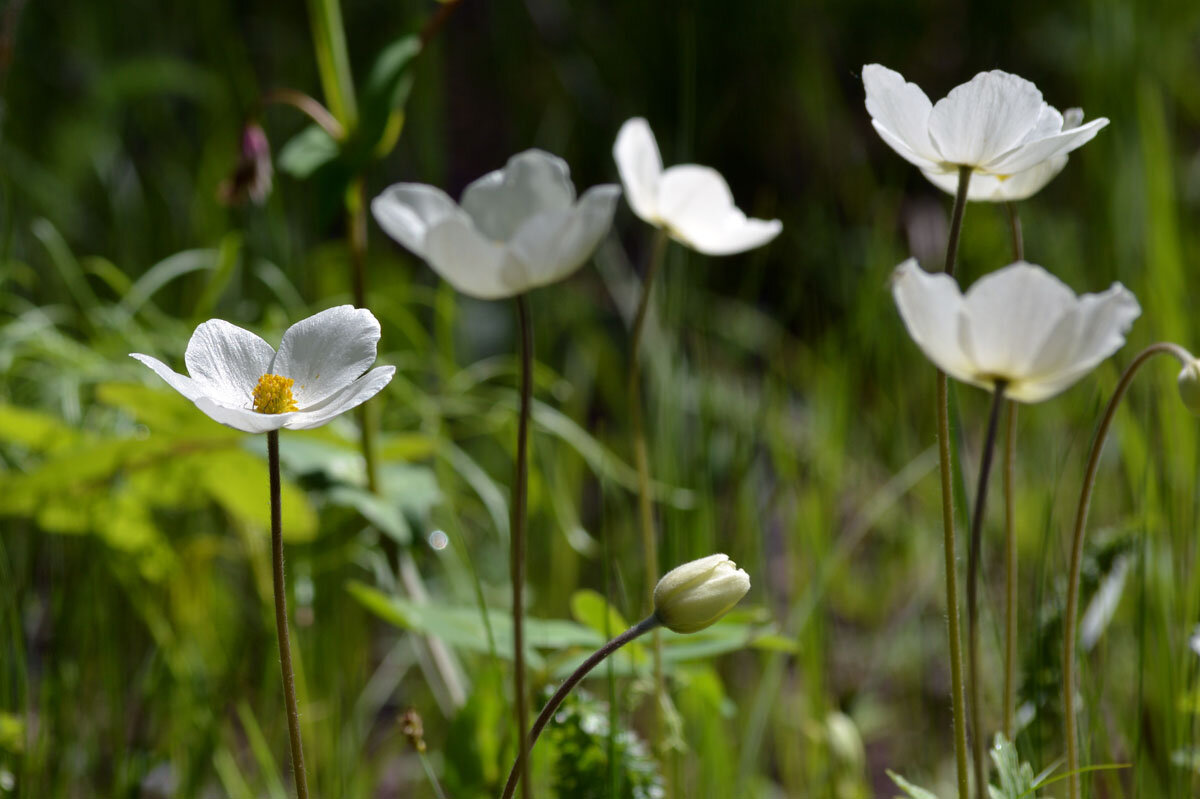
left=628, top=228, right=669, bottom=751
left=1002, top=402, right=1018, bottom=740
left=500, top=615, right=661, bottom=799
left=967, top=382, right=1007, bottom=796
left=1002, top=201, right=1022, bottom=742
left=938, top=164, right=972, bottom=799
left=1005, top=202, right=1024, bottom=263
left=267, top=430, right=309, bottom=799
left=418, top=750, right=449, bottom=799
left=345, top=178, right=381, bottom=498
left=261, top=88, right=345, bottom=140
left=512, top=294, right=535, bottom=799
left=305, top=0, right=357, bottom=128
left=1063, top=342, right=1192, bottom=799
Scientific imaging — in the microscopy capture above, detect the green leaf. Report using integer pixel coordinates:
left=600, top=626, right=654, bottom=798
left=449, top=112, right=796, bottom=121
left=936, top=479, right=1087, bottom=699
left=198, top=450, right=318, bottom=541
left=886, top=770, right=941, bottom=799
left=277, top=124, right=340, bottom=179
left=327, top=484, right=411, bottom=544
left=356, top=35, right=422, bottom=158
left=0, top=404, right=80, bottom=451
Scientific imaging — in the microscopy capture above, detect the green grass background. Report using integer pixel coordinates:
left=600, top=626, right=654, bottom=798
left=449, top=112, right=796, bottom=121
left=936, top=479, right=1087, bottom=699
left=2, top=0, right=1200, bottom=796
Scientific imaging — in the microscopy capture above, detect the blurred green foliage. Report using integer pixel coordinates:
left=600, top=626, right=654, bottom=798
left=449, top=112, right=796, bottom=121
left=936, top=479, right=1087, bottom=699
left=2, top=0, right=1200, bottom=797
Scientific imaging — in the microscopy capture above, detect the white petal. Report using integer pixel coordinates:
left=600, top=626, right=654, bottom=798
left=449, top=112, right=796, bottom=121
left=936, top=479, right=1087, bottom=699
left=423, top=213, right=524, bottom=299
left=984, top=117, right=1108, bottom=175
left=862, top=64, right=942, bottom=166
left=929, top=70, right=1046, bottom=167
left=957, top=262, right=1077, bottom=381
left=130, top=353, right=207, bottom=402
left=507, top=184, right=621, bottom=289
left=1012, top=282, right=1140, bottom=402
left=371, top=183, right=461, bottom=259
left=193, top=397, right=298, bottom=433
left=460, top=149, right=575, bottom=241
left=923, top=155, right=1069, bottom=202
left=871, top=120, right=944, bottom=171
left=890, top=258, right=976, bottom=381
left=271, top=305, right=382, bottom=407
left=183, top=319, right=276, bottom=407
left=284, top=365, right=396, bottom=430
left=613, top=117, right=664, bottom=223
left=656, top=165, right=781, bottom=255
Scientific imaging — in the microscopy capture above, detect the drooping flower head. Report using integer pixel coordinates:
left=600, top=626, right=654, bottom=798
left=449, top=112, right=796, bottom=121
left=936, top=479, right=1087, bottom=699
left=863, top=65, right=1107, bottom=198
left=653, top=553, right=751, bottom=634
left=131, top=306, right=395, bottom=432
left=891, top=259, right=1140, bottom=402
left=218, top=121, right=273, bottom=206
left=613, top=117, right=782, bottom=256
left=372, top=149, right=620, bottom=300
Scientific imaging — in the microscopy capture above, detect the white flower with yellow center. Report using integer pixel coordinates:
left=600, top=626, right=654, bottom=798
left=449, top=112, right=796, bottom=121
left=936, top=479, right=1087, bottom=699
left=891, top=259, right=1140, bottom=402
left=613, top=117, right=782, bottom=255
left=371, top=149, right=620, bottom=300
left=863, top=65, right=1107, bottom=190
left=130, top=305, right=395, bottom=432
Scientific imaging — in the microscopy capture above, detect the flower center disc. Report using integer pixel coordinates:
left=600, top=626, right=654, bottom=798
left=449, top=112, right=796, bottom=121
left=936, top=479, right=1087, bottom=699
left=252, top=373, right=299, bottom=414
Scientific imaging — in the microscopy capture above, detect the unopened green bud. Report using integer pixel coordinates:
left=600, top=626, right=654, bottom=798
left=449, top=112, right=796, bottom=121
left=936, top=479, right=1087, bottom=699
left=653, top=554, right=750, bottom=634
left=1179, top=360, right=1200, bottom=415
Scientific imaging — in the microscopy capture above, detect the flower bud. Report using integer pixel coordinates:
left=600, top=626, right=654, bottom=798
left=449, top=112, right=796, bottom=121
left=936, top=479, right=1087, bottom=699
left=653, top=554, right=750, bottom=634
left=1179, top=360, right=1200, bottom=415
left=218, top=122, right=273, bottom=206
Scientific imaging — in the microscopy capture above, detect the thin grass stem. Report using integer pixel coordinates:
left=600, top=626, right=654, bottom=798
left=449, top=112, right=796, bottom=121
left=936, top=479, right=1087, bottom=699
left=511, top=293, right=535, bottom=799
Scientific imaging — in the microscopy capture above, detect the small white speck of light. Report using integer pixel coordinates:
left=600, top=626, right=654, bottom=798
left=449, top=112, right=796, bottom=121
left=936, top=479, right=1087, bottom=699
left=428, top=530, right=449, bottom=551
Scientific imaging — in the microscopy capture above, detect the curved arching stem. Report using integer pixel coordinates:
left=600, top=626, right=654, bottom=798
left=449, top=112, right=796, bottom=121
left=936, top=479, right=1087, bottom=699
left=1063, top=341, right=1192, bottom=799
left=500, top=616, right=660, bottom=799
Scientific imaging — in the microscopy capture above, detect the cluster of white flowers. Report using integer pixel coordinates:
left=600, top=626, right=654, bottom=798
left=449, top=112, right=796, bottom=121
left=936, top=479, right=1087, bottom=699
left=864, top=65, right=1140, bottom=399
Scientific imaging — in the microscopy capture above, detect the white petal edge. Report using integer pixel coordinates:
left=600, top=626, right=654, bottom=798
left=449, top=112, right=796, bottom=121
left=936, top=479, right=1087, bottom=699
left=129, top=353, right=207, bottom=402
left=656, top=165, right=781, bottom=256
left=890, top=258, right=976, bottom=381
left=371, top=183, right=461, bottom=260
left=460, top=149, right=576, bottom=241
left=193, top=397, right=300, bottom=433
left=613, top=117, right=665, bottom=224
left=271, top=305, right=382, bottom=407
left=285, top=365, right=396, bottom=430
left=423, top=213, right=523, bottom=300
left=183, top=319, right=276, bottom=407
left=983, top=117, right=1108, bottom=175
left=862, top=64, right=943, bottom=166
left=506, top=184, right=621, bottom=289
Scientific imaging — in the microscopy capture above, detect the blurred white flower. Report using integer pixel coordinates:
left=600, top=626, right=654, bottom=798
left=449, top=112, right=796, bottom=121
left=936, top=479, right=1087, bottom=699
left=372, top=149, right=620, bottom=300
left=131, top=305, right=395, bottom=433
left=653, top=553, right=750, bottom=634
left=613, top=117, right=782, bottom=255
left=863, top=65, right=1107, bottom=187
left=891, top=259, right=1140, bottom=402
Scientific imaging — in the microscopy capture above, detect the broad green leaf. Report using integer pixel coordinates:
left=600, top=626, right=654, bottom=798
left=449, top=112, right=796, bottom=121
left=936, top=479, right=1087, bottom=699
left=357, top=35, right=422, bottom=158
left=278, top=124, right=340, bottom=179
left=0, top=404, right=80, bottom=451
left=198, top=450, right=318, bottom=541
left=327, top=484, right=411, bottom=544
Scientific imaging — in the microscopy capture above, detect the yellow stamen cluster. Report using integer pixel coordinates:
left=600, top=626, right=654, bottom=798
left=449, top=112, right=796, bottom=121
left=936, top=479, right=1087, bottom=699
left=252, top=373, right=299, bottom=414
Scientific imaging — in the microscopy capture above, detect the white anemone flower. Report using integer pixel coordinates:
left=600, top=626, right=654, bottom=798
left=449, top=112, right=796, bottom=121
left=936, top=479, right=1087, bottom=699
left=891, top=259, right=1140, bottom=403
left=371, top=149, right=620, bottom=300
left=863, top=65, right=1108, bottom=185
left=613, top=117, right=782, bottom=256
left=131, top=305, right=395, bottom=433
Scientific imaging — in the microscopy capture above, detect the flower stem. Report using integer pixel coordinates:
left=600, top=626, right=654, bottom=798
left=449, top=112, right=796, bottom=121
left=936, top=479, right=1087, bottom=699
left=500, top=615, right=661, bottom=799
left=938, top=164, right=972, bottom=799
left=1002, top=401, right=1018, bottom=741
left=1002, top=201, right=1022, bottom=742
left=261, top=88, right=345, bottom=141
left=1005, top=201, right=1024, bottom=263
left=967, top=381, right=1007, bottom=796
left=628, top=228, right=669, bottom=754
left=267, top=430, right=310, bottom=799
left=512, top=293, right=535, bottom=799
left=1063, top=341, right=1192, bottom=799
